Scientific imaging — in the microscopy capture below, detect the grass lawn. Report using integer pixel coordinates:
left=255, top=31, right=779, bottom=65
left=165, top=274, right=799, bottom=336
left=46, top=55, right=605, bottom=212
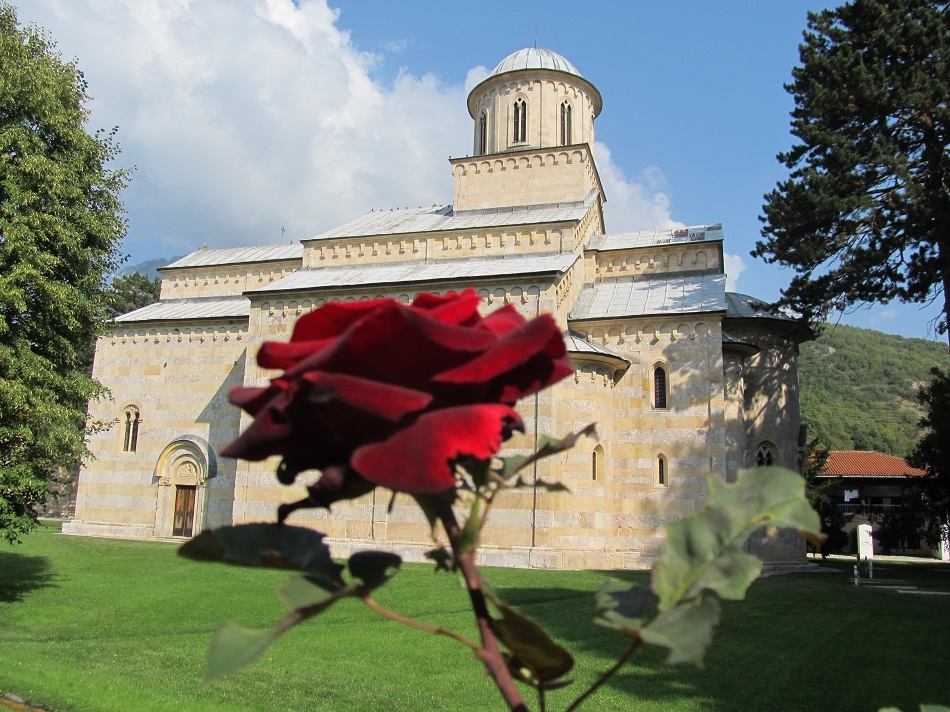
left=1, top=524, right=949, bottom=712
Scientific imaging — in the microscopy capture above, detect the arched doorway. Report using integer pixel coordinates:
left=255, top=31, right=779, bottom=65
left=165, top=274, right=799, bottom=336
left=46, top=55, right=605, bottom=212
left=153, top=438, right=213, bottom=538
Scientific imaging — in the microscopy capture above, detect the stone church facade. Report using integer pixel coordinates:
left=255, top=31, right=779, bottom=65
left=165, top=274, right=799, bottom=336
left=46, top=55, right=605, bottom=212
left=65, top=49, right=811, bottom=569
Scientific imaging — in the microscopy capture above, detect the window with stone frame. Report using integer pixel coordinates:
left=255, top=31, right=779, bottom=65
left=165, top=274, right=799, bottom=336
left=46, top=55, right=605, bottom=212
left=653, top=364, right=669, bottom=409
left=755, top=442, right=776, bottom=467
left=592, top=443, right=605, bottom=480
left=513, top=98, right=527, bottom=143
left=560, top=101, right=572, bottom=145
left=656, top=454, right=668, bottom=487
left=122, top=406, right=141, bottom=453
left=478, top=110, right=488, bottom=155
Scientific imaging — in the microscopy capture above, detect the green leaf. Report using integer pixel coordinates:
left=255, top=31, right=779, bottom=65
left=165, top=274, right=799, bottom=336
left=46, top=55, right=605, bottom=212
left=459, top=457, right=493, bottom=489
left=178, top=524, right=345, bottom=591
left=498, top=423, right=597, bottom=478
left=640, top=597, right=720, bottom=666
left=277, top=575, right=341, bottom=610
left=484, top=590, right=574, bottom=684
left=205, top=621, right=275, bottom=683
left=348, top=551, right=402, bottom=591
left=652, top=468, right=822, bottom=612
left=594, top=581, right=657, bottom=635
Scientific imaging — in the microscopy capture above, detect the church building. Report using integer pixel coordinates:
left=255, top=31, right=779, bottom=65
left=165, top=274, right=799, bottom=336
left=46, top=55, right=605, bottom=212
left=66, top=48, right=811, bottom=569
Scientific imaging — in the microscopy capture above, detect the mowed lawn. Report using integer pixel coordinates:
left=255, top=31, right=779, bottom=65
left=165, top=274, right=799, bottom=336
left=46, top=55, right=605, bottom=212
left=1, top=524, right=949, bottom=712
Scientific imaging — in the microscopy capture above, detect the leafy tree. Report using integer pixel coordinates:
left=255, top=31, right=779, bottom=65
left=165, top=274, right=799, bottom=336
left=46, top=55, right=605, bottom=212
left=801, top=440, right=850, bottom=556
left=754, top=0, right=950, bottom=343
left=908, top=367, right=950, bottom=546
left=0, top=4, right=129, bottom=543
left=105, top=272, right=160, bottom=318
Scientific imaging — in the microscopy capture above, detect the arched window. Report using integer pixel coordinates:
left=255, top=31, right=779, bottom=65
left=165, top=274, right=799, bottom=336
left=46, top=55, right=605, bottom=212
left=123, top=406, right=140, bottom=453
left=653, top=365, right=669, bottom=409
left=513, top=98, right=527, bottom=143
left=478, top=110, right=488, bottom=155
left=560, top=101, right=572, bottom=145
left=755, top=443, right=776, bottom=467
left=656, top=454, right=668, bottom=487
left=592, top=444, right=605, bottom=481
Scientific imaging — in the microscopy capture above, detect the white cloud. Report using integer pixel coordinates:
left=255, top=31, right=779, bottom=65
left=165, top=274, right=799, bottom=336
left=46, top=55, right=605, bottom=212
left=18, top=0, right=683, bottom=265
left=594, top=143, right=681, bottom=233
left=723, top=253, right=746, bottom=293
left=21, top=0, right=470, bottom=260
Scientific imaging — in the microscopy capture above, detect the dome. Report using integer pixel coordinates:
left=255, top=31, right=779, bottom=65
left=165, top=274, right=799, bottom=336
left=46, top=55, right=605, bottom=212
left=488, top=48, right=583, bottom=79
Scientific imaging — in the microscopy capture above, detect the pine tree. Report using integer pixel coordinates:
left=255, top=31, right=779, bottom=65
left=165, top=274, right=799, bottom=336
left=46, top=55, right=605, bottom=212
left=754, top=0, right=950, bottom=343
left=105, top=272, right=161, bottom=319
left=0, top=3, right=129, bottom=543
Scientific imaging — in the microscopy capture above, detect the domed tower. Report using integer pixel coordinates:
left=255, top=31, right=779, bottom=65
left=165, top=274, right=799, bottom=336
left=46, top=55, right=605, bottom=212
left=452, top=48, right=606, bottom=215
left=467, top=48, right=603, bottom=155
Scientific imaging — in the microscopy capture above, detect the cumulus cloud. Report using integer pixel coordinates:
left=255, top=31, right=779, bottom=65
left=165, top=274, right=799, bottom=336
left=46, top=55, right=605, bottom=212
left=723, top=253, right=746, bottom=293
left=594, top=143, right=681, bottom=234
left=20, top=0, right=683, bottom=265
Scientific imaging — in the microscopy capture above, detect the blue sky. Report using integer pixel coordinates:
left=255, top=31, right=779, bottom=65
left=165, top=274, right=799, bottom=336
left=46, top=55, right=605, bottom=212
left=17, top=0, right=946, bottom=341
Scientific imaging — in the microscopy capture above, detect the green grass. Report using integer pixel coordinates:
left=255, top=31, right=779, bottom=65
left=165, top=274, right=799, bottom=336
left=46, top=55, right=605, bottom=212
left=1, top=524, right=949, bottom=712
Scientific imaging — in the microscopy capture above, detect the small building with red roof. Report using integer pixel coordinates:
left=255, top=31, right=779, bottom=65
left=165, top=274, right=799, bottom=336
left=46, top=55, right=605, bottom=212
left=817, top=451, right=946, bottom=558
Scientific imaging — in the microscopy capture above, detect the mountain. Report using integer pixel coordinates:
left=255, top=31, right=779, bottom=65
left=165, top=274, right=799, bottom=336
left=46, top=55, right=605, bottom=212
left=798, top=324, right=948, bottom=457
left=117, top=256, right=183, bottom=280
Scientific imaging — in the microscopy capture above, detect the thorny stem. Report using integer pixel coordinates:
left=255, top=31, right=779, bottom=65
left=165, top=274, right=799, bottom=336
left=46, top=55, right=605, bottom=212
left=436, top=499, right=529, bottom=712
left=359, top=595, right=481, bottom=653
left=564, top=637, right=644, bottom=712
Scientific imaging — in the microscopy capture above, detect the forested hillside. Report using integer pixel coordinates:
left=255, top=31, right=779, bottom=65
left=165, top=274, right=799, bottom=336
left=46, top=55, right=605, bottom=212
left=798, top=324, right=948, bottom=457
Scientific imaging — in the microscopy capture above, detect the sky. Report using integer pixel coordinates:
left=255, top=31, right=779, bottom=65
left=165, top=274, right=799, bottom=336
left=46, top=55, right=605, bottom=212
left=15, top=0, right=947, bottom=341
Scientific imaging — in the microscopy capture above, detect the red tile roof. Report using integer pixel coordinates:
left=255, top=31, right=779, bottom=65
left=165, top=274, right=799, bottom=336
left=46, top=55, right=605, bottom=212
left=821, top=451, right=927, bottom=478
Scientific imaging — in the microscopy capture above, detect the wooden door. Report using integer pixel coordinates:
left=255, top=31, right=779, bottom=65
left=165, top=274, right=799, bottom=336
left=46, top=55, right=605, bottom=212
left=173, top=485, right=196, bottom=537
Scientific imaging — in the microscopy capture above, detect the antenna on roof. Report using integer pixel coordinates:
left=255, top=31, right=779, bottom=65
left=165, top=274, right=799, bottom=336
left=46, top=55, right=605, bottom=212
left=534, top=28, right=538, bottom=48
left=281, top=226, right=285, bottom=240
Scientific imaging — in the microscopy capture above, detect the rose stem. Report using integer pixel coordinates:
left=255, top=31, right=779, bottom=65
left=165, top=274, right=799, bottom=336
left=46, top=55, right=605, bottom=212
left=437, top=500, right=529, bottom=712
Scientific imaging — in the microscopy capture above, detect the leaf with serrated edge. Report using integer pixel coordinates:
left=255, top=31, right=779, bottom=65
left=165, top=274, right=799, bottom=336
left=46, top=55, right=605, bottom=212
left=640, top=597, right=720, bottom=666
left=179, top=524, right=345, bottom=591
left=594, top=581, right=657, bottom=635
left=205, top=622, right=274, bottom=682
left=499, top=423, right=596, bottom=478
left=652, top=468, right=821, bottom=611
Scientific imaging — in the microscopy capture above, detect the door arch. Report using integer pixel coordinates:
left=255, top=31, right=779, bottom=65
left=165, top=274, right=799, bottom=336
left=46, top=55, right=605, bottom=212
left=153, top=438, right=213, bottom=538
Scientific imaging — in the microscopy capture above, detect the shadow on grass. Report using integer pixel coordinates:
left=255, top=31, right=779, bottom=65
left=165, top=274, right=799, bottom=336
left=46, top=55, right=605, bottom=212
left=0, top=552, right=57, bottom=603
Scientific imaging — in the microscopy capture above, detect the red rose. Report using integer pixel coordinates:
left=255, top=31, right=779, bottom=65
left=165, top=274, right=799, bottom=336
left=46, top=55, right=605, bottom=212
left=222, top=290, right=572, bottom=504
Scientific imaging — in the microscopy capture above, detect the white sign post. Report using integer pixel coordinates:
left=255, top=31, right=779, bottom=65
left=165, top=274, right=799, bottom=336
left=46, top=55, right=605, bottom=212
left=857, top=524, right=874, bottom=579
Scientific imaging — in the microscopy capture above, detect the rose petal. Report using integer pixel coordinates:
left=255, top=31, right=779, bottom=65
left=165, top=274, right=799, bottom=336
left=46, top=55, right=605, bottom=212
left=290, top=298, right=398, bottom=342
left=478, top=303, right=525, bottom=335
left=300, top=371, right=432, bottom=421
left=228, top=380, right=289, bottom=416
left=433, top=314, right=567, bottom=386
left=257, top=337, right=336, bottom=371
left=351, top=405, right=524, bottom=494
left=414, top=289, right=483, bottom=326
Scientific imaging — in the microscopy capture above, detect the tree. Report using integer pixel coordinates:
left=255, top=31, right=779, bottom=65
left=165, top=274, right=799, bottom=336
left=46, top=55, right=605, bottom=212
left=0, top=4, right=129, bottom=543
left=801, top=440, right=850, bottom=556
left=105, top=272, right=160, bottom=318
left=753, top=0, right=950, bottom=343
left=907, top=367, right=950, bottom=547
